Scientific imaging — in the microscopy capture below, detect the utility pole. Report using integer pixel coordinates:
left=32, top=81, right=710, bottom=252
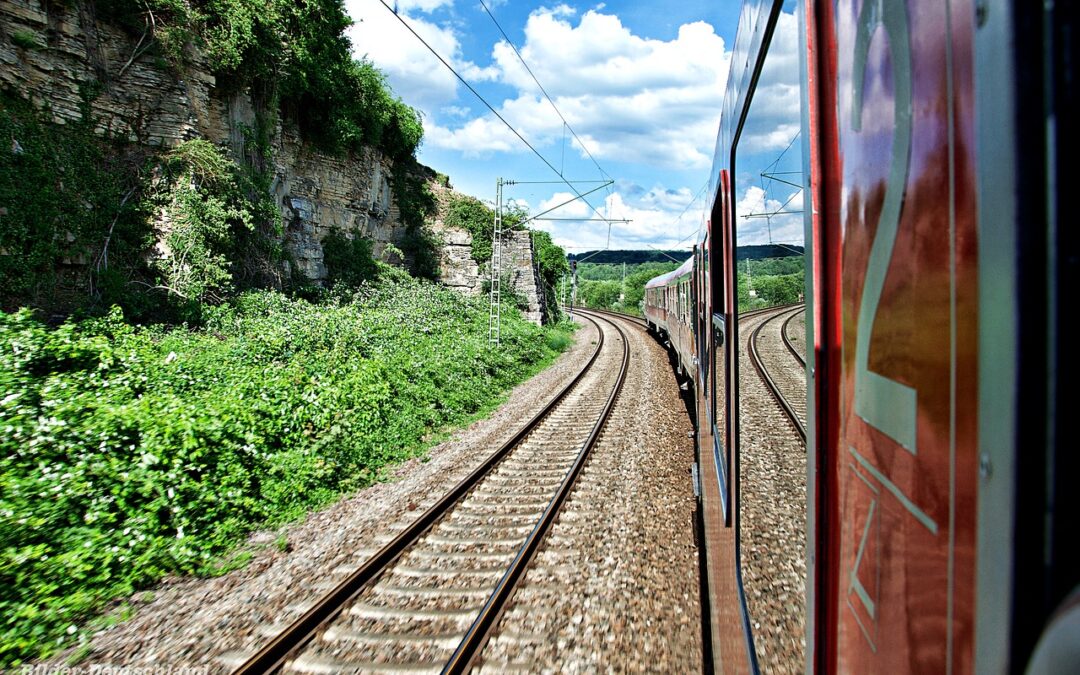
left=570, top=259, right=578, bottom=317
left=620, top=261, right=626, bottom=310
left=488, top=178, right=503, bottom=345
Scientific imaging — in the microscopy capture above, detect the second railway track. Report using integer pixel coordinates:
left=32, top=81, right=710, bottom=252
left=233, top=312, right=630, bottom=675
left=748, top=304, right=808, bottom=442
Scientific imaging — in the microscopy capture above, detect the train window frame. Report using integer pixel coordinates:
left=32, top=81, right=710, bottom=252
left=724, top=0, right=805, bottom=666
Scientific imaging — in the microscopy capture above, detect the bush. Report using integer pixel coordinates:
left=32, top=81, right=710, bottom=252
left=149, top=140, right=268, bottom=303
left=322, top=229, right=378, bottom=287
left=0, top=276, right=572, bottom=666
left=0, top=93, right=147, bottom=312
left=99, top=0, right=424, bottom=160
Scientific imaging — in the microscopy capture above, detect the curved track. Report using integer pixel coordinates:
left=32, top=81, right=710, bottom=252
left=737, top=303, right=809, bottom=672
left=235, top=313, right=630, bottom=674
left=747, top=305, right=807, bottom=443
left=781, top=307, right=806, bottom=368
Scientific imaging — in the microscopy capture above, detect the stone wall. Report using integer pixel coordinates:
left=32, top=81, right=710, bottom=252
left=500, top=230, right=546, bottom=326
left=0, top=0, right=408, bottom=284
left=427, top=185, right=547, bottom=325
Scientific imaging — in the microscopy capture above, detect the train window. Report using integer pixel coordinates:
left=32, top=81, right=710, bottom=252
left=730, top=0, right=808, bottom=669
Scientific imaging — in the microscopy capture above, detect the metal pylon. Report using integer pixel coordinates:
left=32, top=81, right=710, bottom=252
left=488, top=178, right=504, bottom=345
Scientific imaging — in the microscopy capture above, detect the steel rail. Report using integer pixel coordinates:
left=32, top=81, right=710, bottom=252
left=233, top=313, right=610, bottom=675
left=780, top=307, right=806, bottom=368
left=444, top=312, right=631, bottom=672
left=573, top=305, right=648, bottom=329
left=747, top=305, right=807, bottom=443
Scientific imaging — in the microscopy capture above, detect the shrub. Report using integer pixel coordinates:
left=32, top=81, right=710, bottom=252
left=0, top=276, right=572, bottom=666
left=11, top=30, right=42, bottom=51
left=322, top=229, right=378, bottom=288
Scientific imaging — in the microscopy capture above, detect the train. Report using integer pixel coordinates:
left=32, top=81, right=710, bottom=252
left=642, top=0, right=1075, bottom=672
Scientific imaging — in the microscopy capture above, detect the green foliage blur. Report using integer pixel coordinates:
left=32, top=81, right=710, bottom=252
left=569, top=255, right=805, bottom=314
left=530, top=230, right=569, bottom=323
left=737, top=257, right=805, bottom=310
left=322, top=230, right=379, bottom=287
left=0, top=275, right=572, bottom=666
left=0, top=93, right=149, bottom=311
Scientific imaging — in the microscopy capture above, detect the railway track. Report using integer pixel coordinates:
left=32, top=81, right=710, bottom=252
left=781, top=307, right=806, bottom=367
left=747, top=304, right=807, bottom=443
left=232, top=312, right=630, bottom=674
left=737, top=303, right=809, bottom=672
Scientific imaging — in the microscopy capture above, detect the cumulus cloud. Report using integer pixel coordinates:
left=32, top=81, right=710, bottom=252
left=344, top=0, right=480, bottom=110
left=735, top=185, right=804, bottom=246
left=531, top=183, right=706, bottom=251
left=421, top=6, right=731, bottom=169
left=736, top=10, right=802, bottom=155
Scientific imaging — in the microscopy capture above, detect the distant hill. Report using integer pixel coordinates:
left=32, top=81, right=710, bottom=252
left=568, top=244, right=804, bottom=265
left=567, top=250, right=690, bottom=265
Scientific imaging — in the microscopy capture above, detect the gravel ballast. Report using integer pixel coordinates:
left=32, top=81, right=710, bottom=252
left=479, top=312, right=702, bottom=673
left=738, top=307, right=808, bottom=673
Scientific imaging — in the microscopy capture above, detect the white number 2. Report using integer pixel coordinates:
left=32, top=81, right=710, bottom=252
left=851, top=0, right=918, bottom=453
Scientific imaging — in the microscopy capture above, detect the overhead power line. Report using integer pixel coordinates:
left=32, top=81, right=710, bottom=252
left=376, top=0, right=615, bottom=229
left=478, top=0, right=612, bottom=183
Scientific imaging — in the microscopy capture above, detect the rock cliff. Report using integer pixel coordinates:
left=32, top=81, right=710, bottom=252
left=428, top=184, right=546, bottom=325
left=0, top=0, right=408, bottom=283
left=1, top=0, right=548, bottom=322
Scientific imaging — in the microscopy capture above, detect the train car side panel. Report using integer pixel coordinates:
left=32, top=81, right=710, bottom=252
left=817, top=0, right=980, bottom=670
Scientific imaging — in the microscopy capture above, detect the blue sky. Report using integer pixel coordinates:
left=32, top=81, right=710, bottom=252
left=343, top=0, right=801, bottom=253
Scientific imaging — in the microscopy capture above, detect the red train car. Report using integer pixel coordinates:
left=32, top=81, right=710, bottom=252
left=643, top=0, right=1076, bottom=670
left=643, top=255, right=695, bottom=376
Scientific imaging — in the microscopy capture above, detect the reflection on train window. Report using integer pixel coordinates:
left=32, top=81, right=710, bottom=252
left=731, top=0, right=809, bottom=671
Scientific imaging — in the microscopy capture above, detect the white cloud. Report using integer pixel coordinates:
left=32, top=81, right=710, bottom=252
left=395, top=0, right=453, bottom=12
left=344, top=0, right=477, bottom=110
left=737, top=10, right=802, bottom=155
left=424, top=6, right=730, bottom=169
left=735, top=185, right=803, bottom=246
left=532, top=183, right=706, bottom=251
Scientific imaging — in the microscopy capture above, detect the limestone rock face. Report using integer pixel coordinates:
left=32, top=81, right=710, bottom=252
left=501, top=229, right=547, bottom=326
left=427, top=185, right=547, bottom=325
left=0, top=0, right=410, bottom=285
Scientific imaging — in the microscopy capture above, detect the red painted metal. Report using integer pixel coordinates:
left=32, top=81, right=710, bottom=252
left=821, top=0, right=980, bottom=671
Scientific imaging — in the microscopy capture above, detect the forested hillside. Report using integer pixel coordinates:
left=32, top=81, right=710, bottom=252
left=570, top=252, right=804, bottom=314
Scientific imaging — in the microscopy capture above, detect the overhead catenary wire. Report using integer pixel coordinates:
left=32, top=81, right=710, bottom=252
left=377, top=0, right=615, bottom=229
left=478, top=0, right=612, bottom=183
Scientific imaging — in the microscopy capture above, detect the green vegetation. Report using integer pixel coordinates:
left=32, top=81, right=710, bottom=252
left=0, top=93, right=148, bottom=312
left=10, top=30, right=43, bottom=51
left=531, top=230, right=569, bottom=324
left=0, top=273, right=571, bottom=666
left=322, top=229, right=379, bottom=288
left=567, top=249, right=690, bottom=265
left=97, top=0, right=422, bottom=160
left=392, top=167, right=440, bottom=280
left=566, top=244, right=803, bottom=265
left=149, top=139, right=278, bottom=304
left=568, top=254, right=805, bottom=314
left=737, top=256, right=805, bottom=310
left=0, top=0, right=579, bottom=667
left=571, top=261, right=680, bottom=314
